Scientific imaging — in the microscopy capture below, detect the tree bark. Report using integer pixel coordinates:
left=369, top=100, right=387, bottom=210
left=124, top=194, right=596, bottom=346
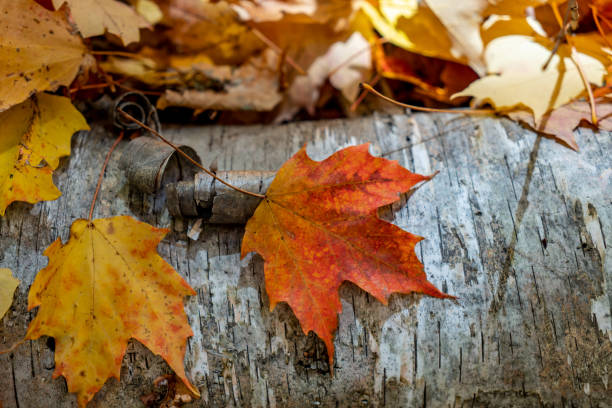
left=0, top=112, right=610, bottom=407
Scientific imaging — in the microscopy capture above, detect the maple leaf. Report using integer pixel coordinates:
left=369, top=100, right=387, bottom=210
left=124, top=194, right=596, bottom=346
left=508, top=98, right=612, bottom=150
left=241, top=144, right=452, bottom=366
left=26, top=216, right=199, bottom=407
left=52, top=0, right=150, bottom=45
left=0, top=0, right=86, bottom=111
left=0, top=269, right=20, bottom=320
left=453, top=35, right=606, bottom=121
left=0, top=93, right=89, bottom=216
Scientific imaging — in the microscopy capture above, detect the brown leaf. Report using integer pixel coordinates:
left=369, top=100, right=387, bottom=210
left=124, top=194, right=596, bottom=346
left=52, top=0, right=150, bottom=45
left=157, top=50, right=282, bottom=111
left=508, top=98, right=612, bottom=151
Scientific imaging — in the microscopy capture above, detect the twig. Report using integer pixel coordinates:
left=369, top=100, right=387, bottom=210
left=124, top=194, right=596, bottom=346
left=361, top=83, right=494, bottom=114
left=88, top=131, right=125, bottom=221
left=118, top=110, right=266, bottom=199
left=545, top=1, right=597, bottom=124
left=542, top=0, right=578, bottom=70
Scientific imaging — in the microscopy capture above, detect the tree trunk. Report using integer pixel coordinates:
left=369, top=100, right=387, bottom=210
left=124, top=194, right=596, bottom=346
left=0, top=112, right=610, bottom=407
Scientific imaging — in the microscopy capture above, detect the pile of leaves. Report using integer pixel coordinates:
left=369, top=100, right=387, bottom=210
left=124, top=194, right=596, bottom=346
left=1, top=0, right=612, bottom=406
left=3, top=0, right=612, bottom=148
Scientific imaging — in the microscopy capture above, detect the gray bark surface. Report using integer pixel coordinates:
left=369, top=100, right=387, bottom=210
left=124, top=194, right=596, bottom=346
left=0, top=112, right=610, bottom=407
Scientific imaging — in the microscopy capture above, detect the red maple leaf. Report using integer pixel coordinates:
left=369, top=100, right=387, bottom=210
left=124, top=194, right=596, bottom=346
left=241, top=144, right=453, bottom=367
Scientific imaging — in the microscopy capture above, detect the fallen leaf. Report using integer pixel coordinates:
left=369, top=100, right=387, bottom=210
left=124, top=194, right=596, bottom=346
left=232, top=0, right=352, bottom=26
left=508, top=98, right=612, bottom=150
left=130, top=0, right=163, bottom=24
left=157, top=0, right=263, bottom=64
left=289, top=32, right=372, bottom=115
left=0, top=269, right=20, bottom=320
left=592, top=0, right=612, bottom=18
left=373, top=43, right=478, bottom=104
left=0, top=93, right=89, bottom=216
left=100, top=50, right=181, bottom=87
left=26, top=216, right=199, bottom=407
left=157, top=49, right=282, bottom=111
left=453, top=35, right=606, bottom=120
left=424, top=0, right=486, bottom=74
left=357, top=0, right=462, bottom=64
left=0, top=0, right=86, bottom=111
left=241, top=144, right=452, bottom=366
left=231, top=0, right=318, bottom=22
left=52, top=0, right=149, bottom=45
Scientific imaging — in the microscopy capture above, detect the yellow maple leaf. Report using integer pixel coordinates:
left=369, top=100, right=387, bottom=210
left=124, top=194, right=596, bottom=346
left=26, top=216, right=199, bottom=407
left=0, top=269, right=20, bottom=320
left=52, top=0, right=150, bottom=45
left=0, top=94, right=89, bottom=216
left=0, top=0, right=86, bottom=111
left=453, top=35, right=606, bottom=121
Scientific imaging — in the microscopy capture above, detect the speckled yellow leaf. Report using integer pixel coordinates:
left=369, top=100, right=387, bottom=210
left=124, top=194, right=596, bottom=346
left=0, top=0, right=86, bottom=111
left=0, top=269, right=19, bottom=320
left=26, top=216, right=199, bottom=407
left=453, top=35, right=606, bottom=121
left=0, top=93, right=89, bottom=216
left=52, top=0, right=149, bottom=45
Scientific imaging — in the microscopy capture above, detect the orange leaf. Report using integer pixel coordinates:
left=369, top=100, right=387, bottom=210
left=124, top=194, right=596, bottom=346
left=241, top=144, right=452, bottom=367
left=26, top=216, right=198, bottom=407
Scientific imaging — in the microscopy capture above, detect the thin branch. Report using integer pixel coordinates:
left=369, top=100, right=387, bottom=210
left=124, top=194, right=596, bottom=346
left=117, top=110, right=266, bottom=199
left=88, top=131, right=125, bottom=221
left=542, top=0, right=574, bottom=70
left=361, top=83, right=494, bottom=115
left=545, top=1, right=597, bottom=124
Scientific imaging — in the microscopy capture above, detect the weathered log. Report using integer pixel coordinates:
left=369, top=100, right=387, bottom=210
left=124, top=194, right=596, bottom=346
left=0, top=112, right=610, bottom=407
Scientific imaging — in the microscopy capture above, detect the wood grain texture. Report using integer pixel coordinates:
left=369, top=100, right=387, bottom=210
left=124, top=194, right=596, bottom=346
left=0, top=112, right=610, bottom=407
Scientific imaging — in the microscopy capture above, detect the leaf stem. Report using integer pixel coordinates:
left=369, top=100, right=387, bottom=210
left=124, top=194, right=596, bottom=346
left=361, top=83, right=494, bottom=115
left=117, top=110, right=266, bottom=199
left=569, top=45, right=598, bottom=125
left=88, top=131, right=125, bottom=221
